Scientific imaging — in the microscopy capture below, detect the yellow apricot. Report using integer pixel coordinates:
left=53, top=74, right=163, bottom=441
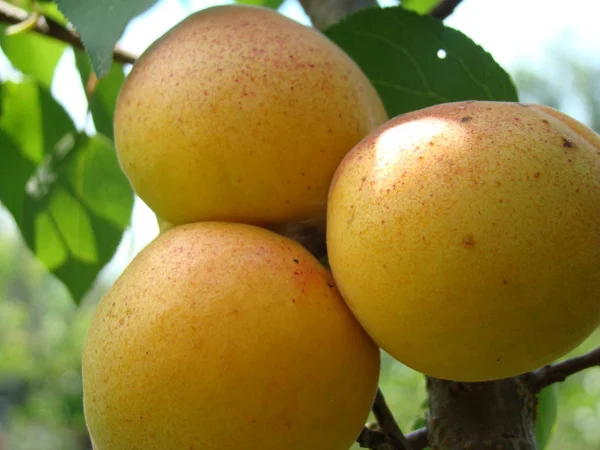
left=82, top=222, right=379, bottom=449
left=114, top=5, right=387, bottom=227
left=327, top=101, right=600, bottom=381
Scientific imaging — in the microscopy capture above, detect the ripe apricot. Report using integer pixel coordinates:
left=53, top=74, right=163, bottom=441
left=83, top=222, right=379, bottom=449
left=114, top=5, right=387, bottom=227
left=327, top=101, right=600, bottom=381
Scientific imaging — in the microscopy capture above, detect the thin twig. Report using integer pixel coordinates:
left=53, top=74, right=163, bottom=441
left=0, top=0, right=137, bottom=65
left=357, top=426, right=428, bottom=450
left=371, top=388, right=414, bottom=450
left=357, top=423, right=388, bottom=449
left=529, top=346, right=600, bottom=392
left=429, top=0, right=465, bottom=20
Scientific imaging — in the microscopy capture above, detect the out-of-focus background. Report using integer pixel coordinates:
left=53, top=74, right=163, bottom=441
left=1, top=0, right=600, bottom=449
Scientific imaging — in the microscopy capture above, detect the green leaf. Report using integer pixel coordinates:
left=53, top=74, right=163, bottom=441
left=401, top=0, right=438, bottom=14
left=0, top=80, right=134, bottom=302
left=0, top=130, right=36, bottom=222
left=55, top=0, right=158, bottom=77
left=0, top=80, right=44, bottom=162
left=536, top=384, right=559, bottom=450
left=22, top=133, right=134, bottom=302
left=324, top=7, right=518, bottom=117
left=410, top=416, right=426, bottom=430
left=0, top=27, right=66, bottom=89
left=0, top=80, right=73, bottom=165
left=37, top=2, right=70, bottom=25
left=75, top=51, right=125, bottom=138
left=264, top=0, right=285, bottom=9
left=236, top=0, right=285, bottom=9
left=64, top=134, right=133, bottom=230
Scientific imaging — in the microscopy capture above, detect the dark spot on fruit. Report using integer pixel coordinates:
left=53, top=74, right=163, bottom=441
left=462, top=234, right=475, bottom=249
left=503, top=280, right=508, bottom=285
left=496, top=358, right=500, bottom=362
left=327, top=283, right=334, bottom=288
left=576, top=188, right=580, bottom=193
left=293, top=258, right=299, bottom=264
left=291, top=298, right=296, bottom=303
left=541, top=119, right=549, bottom=124
left=563, top=138, right=575, bottom=148
left=534, top=172, right=541, bottom=179
left=461, top=116, right=472, bottom=123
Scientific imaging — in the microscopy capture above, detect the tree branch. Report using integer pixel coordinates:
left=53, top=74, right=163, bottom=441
left=429, top=0, right=465, bottom=20
left=298, top=0, right=378, bottom=30
left=0, top=0, right=136, bottom=65
left=529, top=346, right=600, bottom=392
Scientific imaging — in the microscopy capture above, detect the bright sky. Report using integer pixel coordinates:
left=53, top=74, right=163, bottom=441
left=3, top=0, right=600, bottom=282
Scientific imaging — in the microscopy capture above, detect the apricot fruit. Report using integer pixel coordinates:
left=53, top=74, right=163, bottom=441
left=114, top=5, right=387, bottom=227
left=327, top=101, right=600, bottom=381
left=82, top=222, right=379, bottom=449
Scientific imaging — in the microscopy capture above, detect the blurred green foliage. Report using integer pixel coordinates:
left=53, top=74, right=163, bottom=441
left=0, top=215, right=99, bottom=449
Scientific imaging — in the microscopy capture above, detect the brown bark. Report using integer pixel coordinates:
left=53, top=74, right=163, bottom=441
left=426, top=377, right=538, bottom=450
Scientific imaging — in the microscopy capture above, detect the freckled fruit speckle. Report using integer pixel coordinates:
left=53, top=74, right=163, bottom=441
left=327, top=101, right=600, bottom=382
left=82, top=222, right=379, bottom=450
left=114, top=4, right=387, bottom=227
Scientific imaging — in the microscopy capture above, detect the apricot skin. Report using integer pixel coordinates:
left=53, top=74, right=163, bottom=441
left=82, top=222, right=380, bottom=450
left=114, top=5, right=387, bottom=227
left=327, top=101, right=600, bottom=382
